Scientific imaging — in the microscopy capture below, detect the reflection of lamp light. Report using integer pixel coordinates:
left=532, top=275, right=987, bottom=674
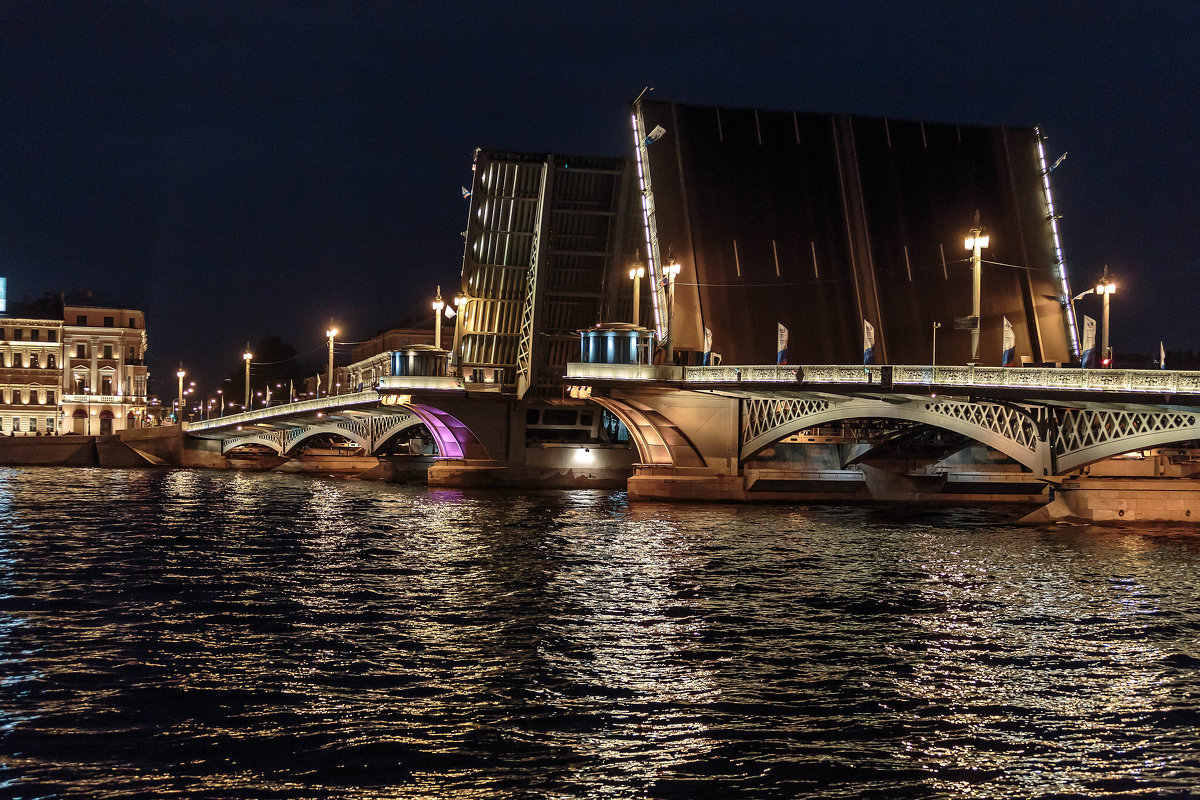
left=574, top=447, right=595, bottom=464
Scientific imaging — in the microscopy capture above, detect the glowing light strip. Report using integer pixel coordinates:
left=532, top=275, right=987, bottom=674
left=632, top=110, right=667, bottom=339
left=1036, top=127, right=1081, bottom=357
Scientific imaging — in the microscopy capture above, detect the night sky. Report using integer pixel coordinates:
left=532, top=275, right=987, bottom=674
left=1, top=1, right=1196, bottom=390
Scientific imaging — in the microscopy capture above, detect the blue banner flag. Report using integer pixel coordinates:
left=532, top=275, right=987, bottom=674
left=1002, top=317, right=1015, bottom=367
left=1081, top=315, right=1096, bottom=368
left=777, top=323, right=788, bottom=365
left=863, top=320, right=875, bottom=365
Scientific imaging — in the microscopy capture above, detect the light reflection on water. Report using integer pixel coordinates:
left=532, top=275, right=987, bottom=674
left=1, top=467, right=1199, bottom=798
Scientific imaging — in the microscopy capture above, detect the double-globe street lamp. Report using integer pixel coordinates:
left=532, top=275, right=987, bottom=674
left=1071, top=266, right=1118, bottom=367
left=326, top=326, right=338, bottom=397
left=243, top=347, right=253, bottom=408
left=176, top=367, right=185, bottom=426
left=629, top=258, right=645, bottom=327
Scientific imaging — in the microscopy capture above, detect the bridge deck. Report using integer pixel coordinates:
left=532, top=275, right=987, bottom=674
left=566, top=363, right=1200, bottom=403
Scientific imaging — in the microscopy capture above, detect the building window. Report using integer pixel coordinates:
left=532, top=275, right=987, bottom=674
left=74, top=377, right=86, bottom=394
left=30, top=354, right=39, bottom=368
left=48, top=354, right=56, bottom=369
left=13, top=418, right=20, bottom=432
left=12, top=353, right=21, bottom=368
left=47, top=418, right=55, bottom=433
left=128, top=346, right=136, bottom=359
left=103, top=316, right=115, bottom=327
left=29, top=417, right=37, bottom=432
left=31, top=329, right=40, bottom=341
left=76, top=344, right=87, bottom=358
left=76, top=315, right=87, bottom=326
left=13, top=329, right=22, bottom=341
left=47, top=390, right=56, bottom=405
left=48, top=330, right=57, bottom=343
left=101, top=377, right=113, bottom=395
left=129, top=317, right=137, bottom=328
left=103, top=344, right=113, bottom=359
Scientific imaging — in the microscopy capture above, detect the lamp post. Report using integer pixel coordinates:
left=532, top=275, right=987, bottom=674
left=1096, top=266, right=1117, bottom=366
left=176, top=367, right=185, bottom=425
left=326, top=326, right=338, bottom=397
left=662, top=254, right=682, bottom=365
left=85, top=386, right=93, bottom=434
left=432, top=287, right=445, bottom=350
left=243, top=347, right=252, bottom=409
left=964, top=214, right=990, bottom=365
left=629, top=258, right=645, bottom=327
left=217, top=389, right=224, bottom=417
left=931, top=321, right=941, bottom=388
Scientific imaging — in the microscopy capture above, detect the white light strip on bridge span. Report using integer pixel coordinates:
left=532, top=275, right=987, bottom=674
left=565, top=363, right=1200, bottom=396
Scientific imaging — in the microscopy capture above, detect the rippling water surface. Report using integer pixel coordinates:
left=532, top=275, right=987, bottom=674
left=2, top=467, right=1200, bottom=798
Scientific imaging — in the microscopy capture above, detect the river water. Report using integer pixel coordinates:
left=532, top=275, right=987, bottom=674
left=1, top=467, right=1199, bottom=799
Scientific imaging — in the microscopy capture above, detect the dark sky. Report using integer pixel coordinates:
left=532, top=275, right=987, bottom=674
left=2, top=1, right=1196, bottom=389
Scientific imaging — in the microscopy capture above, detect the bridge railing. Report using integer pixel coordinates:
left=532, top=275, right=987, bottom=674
left=567, top=362, right=1200, bottom=395
left=187, top=390, right=380, bottom=433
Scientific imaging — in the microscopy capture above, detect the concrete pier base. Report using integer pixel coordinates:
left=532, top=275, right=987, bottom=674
left=1022, top=477, right=1200, bottom=523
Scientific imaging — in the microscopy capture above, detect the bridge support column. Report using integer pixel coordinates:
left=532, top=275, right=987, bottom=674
left=1024, top=477, right=1200, bottom=523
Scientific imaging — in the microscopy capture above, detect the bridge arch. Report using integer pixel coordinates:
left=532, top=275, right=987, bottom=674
left=1052, top=407, right=1200, bottom=474
left=741, top=395, right=1049, bottom=474
left=223, top=432, right=285, bottom=455
left=399, top=403, right=490, bottom=460
left=281, top=423, right=372, bottom=455
left=589, top=396, right=706, bottom=468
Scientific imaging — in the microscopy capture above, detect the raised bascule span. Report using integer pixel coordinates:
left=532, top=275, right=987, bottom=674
left=630, top=99, right=1078, bottom=368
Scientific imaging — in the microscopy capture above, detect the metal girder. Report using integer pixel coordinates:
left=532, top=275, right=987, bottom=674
left=221, top=411, right=420, bottom=456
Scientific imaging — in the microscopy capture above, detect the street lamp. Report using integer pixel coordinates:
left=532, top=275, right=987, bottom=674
left=629, top=258, right=645, bottom=327
left=432, top=287, right=445, bottom=350
left=1096, top=266, right=1117, bottom=366
left=326, top=326, right=338, bottom=397
left=243, top=347, right=253, bottom=409
left=662, top=253, right=682, bottom=365
left=176, top=367, right=185, bottom=426
left=217, top=389, right=224, bottom=417
left=931, top=321, right=942, bottom=389
left=964, top=213, right=990, bottom=364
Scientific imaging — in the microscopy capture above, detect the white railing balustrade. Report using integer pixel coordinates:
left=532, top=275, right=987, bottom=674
left=566, top=362, right=1200, bottom=396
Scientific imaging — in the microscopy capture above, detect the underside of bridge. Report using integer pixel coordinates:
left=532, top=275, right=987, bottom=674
left=633, top=99, right=1078, bottom=368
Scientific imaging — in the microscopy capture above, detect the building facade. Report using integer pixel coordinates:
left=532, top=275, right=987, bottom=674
left=0, top=303, right=150, bottom=435
left=0, top=316, right=64, bottom=435
left=60, top=305, right=150, bottom=434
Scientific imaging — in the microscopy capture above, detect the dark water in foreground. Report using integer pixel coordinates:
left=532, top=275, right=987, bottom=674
left=2, top=468, right=1199, bottom=799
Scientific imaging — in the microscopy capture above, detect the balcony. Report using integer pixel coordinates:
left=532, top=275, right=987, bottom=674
left=62, top=394, right=145, bottom=405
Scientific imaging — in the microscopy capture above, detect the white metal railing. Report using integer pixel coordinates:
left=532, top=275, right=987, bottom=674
left=566, top=362, right=1200, bottom=396
left=187, top=390, right=380, bottom=433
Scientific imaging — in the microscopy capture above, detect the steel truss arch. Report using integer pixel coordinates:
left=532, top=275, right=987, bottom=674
left=740, top=394, right=1048, bottom=473
left=1052, top=406, right=1200, bottom=474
